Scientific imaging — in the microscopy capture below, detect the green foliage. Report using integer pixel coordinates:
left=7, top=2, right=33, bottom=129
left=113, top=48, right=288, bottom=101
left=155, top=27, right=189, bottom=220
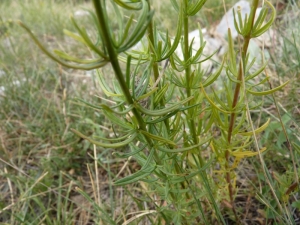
left=2, top=0, right=299, bottom=224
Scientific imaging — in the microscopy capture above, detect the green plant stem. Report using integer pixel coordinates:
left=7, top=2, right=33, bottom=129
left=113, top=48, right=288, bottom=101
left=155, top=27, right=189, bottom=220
left=225, top=1, right=259, bottom=223
left=145, top=5, right=159, bottom=81
left=182, top=4, right=212, bottom=222
left=146, top=0, right=193, bottom=209
left=227, top=0, right=259, bottom=144
left=182, top=1, right=204, bottom=168
left=224, top=150, right=239, bottom=223
left=145, top=3, right=189, bottom=206
left=92, top=0, right=155, bottom=154
left=146, top=1, right=171, bottom=132
left=92, top=2, right=186, bottom=221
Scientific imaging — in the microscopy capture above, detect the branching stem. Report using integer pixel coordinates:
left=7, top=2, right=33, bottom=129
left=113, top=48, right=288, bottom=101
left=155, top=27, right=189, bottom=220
left=183, top=1, right=204, bottom=167
left=225, top=1, right=259, bottom=223
left=92, top=0, right=160, bottom=160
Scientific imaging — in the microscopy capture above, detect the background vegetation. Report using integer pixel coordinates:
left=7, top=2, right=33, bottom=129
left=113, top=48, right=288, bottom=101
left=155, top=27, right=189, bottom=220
left=0, top=0, right=300, bottom=224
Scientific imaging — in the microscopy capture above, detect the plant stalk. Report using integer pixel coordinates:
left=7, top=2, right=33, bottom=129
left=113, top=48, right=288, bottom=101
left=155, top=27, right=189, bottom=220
left=225, top=1, right=260, bottom=223
left=92, top=2, right=187, bottom=221
left=182, top=1, right=205, bottom=168
left=92, top=0, right=158, bottom=157
left=227, top=0, right=259, bottom=143
left=146, top=1, right=171, bottom=132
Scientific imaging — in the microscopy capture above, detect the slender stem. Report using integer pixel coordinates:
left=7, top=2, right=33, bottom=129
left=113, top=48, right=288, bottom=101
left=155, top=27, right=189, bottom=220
left=181, top=4, right=214, bottom=220
left=224, top=150, right=239, bottom=222
left=92, top=0, right=155, bottom=154
left=227, top=0, right=259, bottom=143
left=227, top=38, right=251, bottom=143
left=146, top=7, right=160, bottom=81
left=146, top=1, right=171, bottom=132
left=92, top=1, right=189, bottom=217
left=182, top=1, right=204, bottom=167
left=230, top=1, right=287, bottom=216
left=226, top=1, right=260, bottom=223
left=145, top=1, right=192, bottom=204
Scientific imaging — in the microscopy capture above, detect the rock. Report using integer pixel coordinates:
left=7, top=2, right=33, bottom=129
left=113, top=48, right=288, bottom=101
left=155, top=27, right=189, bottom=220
left=130, top=28, right=224, bottom=73
left=0, top=69, right=5, bottom=78
left=216, top=0, right=251, bottom=39
left=175, top=28, right=223, bottom=72
left=74, top=10, right=89, bottom=17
